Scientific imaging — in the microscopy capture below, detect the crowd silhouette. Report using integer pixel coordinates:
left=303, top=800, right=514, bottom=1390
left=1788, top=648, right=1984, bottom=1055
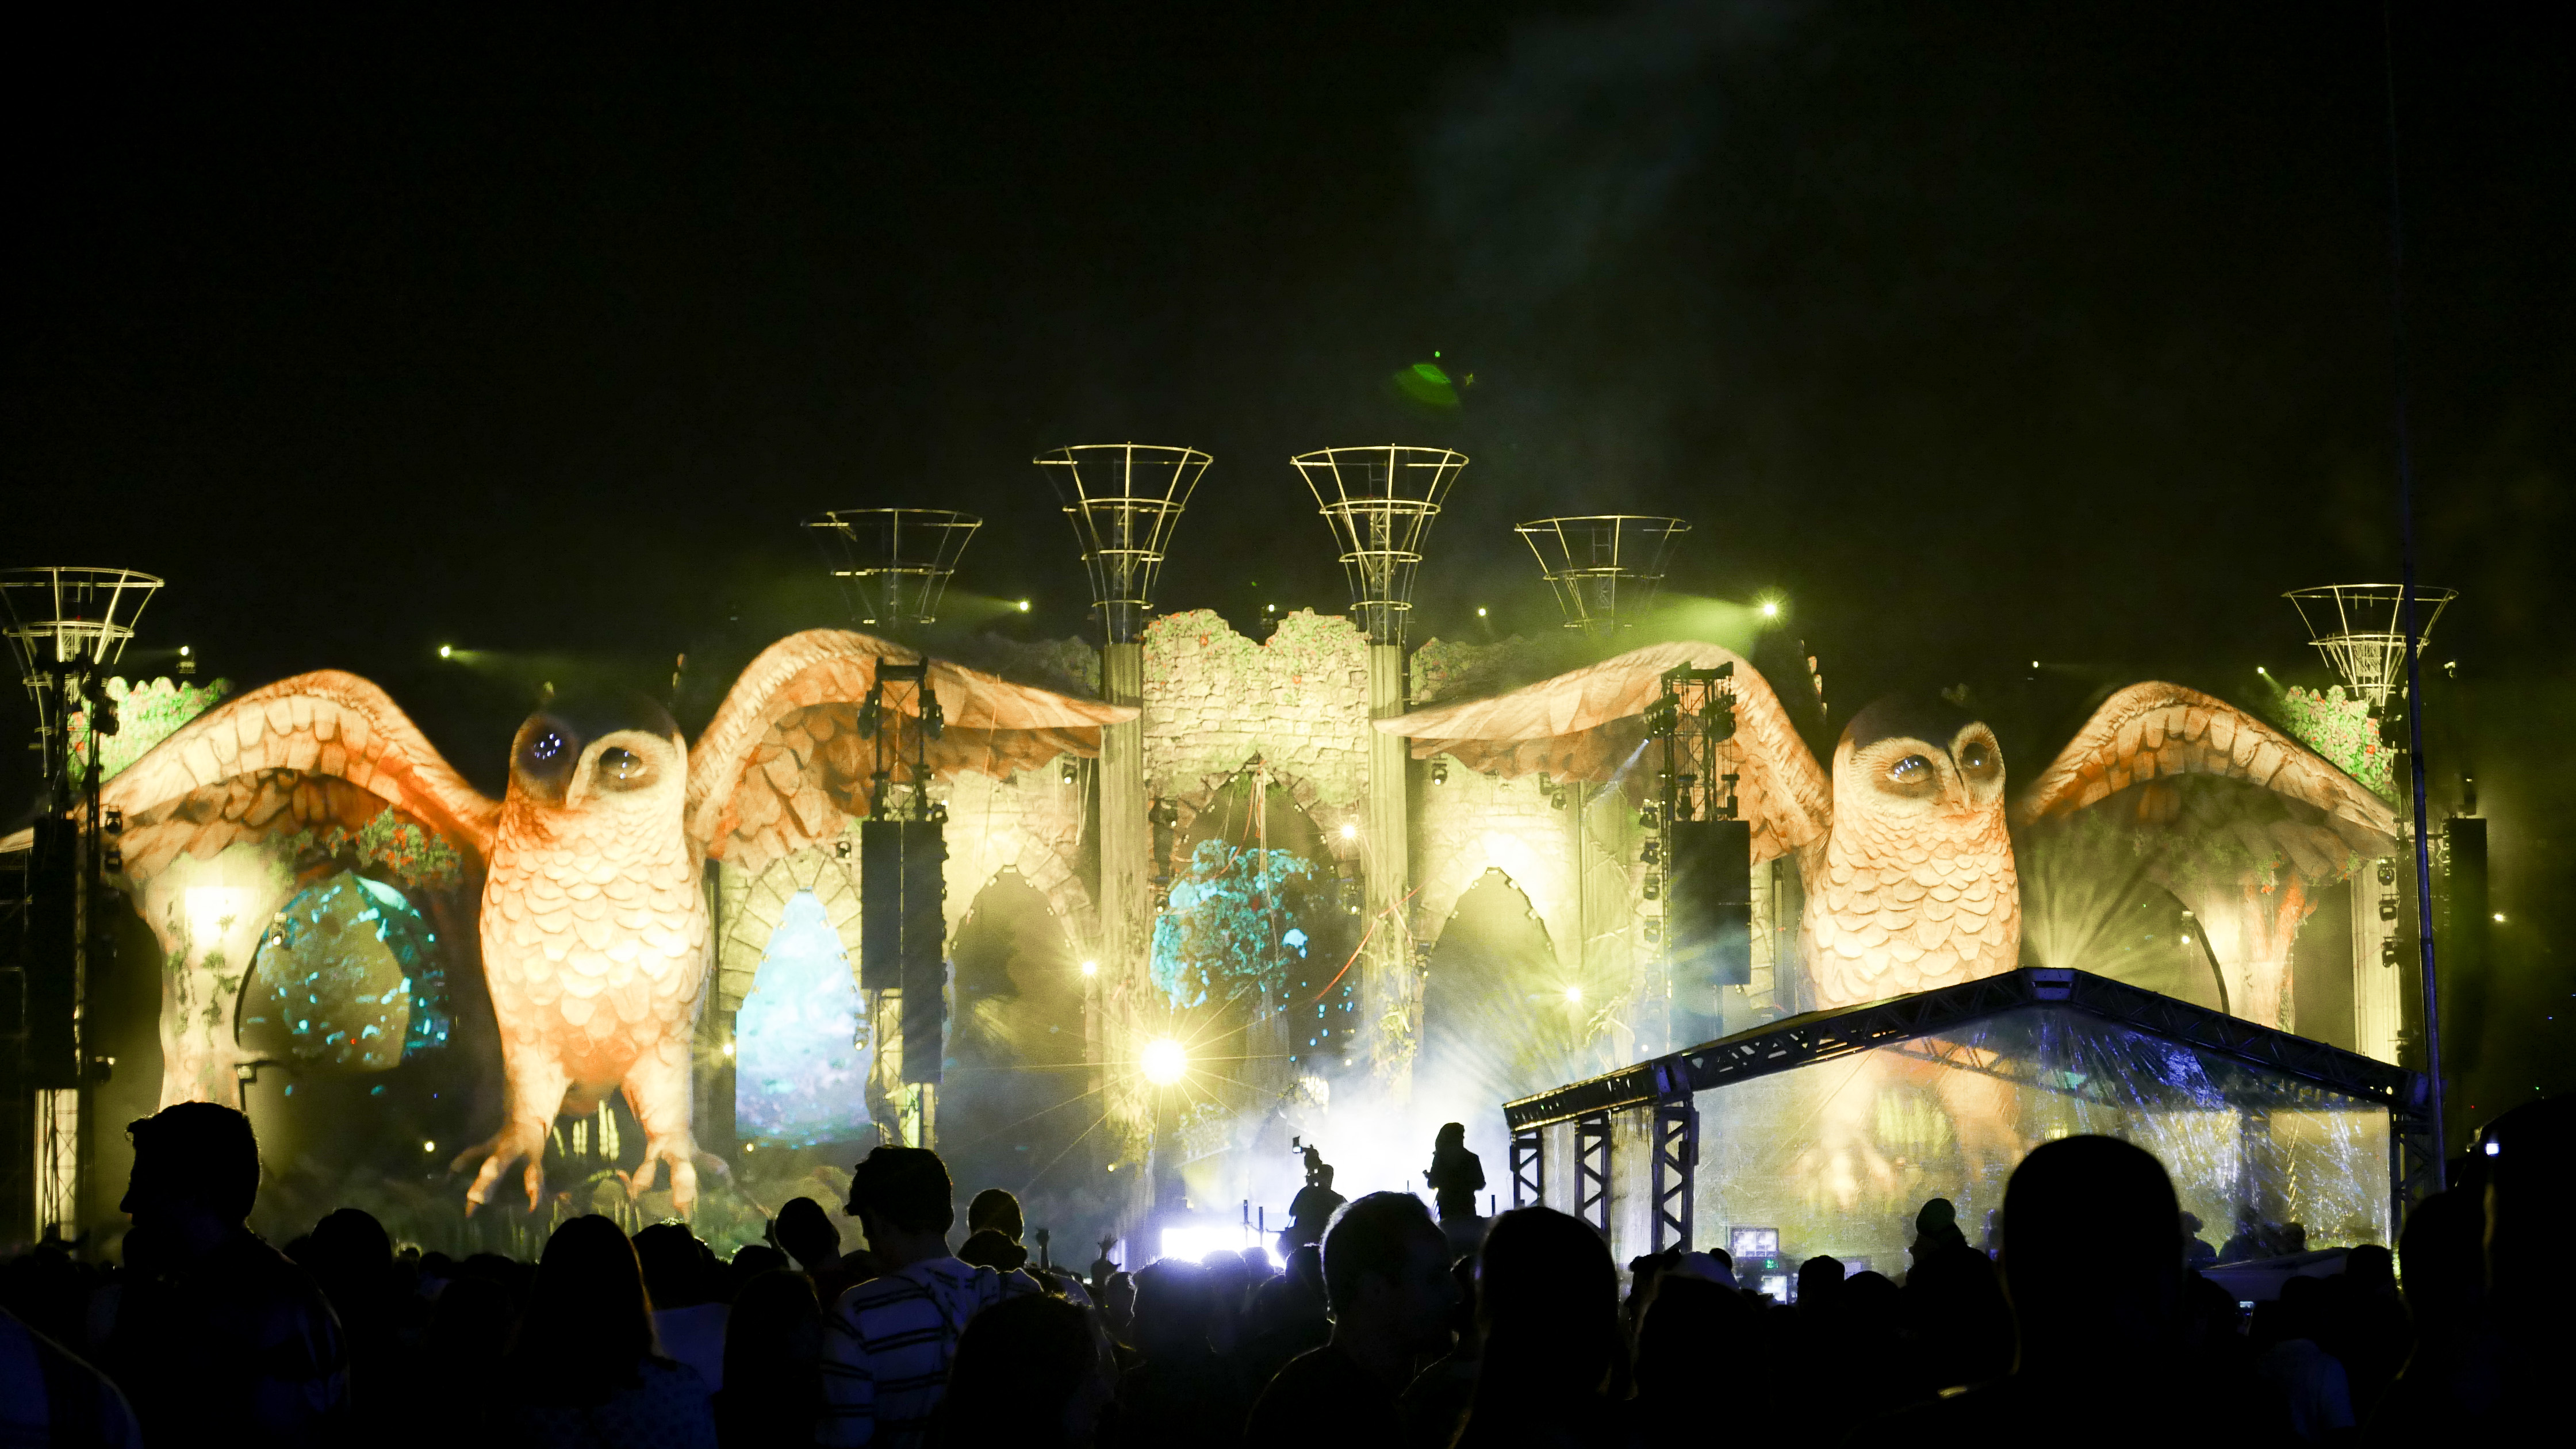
left=2, top=1094, right=2569, bottom=1446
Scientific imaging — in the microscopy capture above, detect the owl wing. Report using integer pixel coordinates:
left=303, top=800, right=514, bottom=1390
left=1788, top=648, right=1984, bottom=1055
left=0, top=672, right=501, bottom=881
left=1376, top=641, right=1833, bottom=864
left=685, top=628, right=1137, bottom=875
left=2012, top=681, right=2399, bottom=862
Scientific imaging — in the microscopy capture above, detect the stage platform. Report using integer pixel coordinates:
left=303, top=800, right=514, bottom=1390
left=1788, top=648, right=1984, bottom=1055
left=1501, top=968, right=2433, bottom=1277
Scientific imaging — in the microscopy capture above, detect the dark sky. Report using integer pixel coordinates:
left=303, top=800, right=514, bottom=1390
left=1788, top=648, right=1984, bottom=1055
left=9, top=3, right=2571, bottom=1115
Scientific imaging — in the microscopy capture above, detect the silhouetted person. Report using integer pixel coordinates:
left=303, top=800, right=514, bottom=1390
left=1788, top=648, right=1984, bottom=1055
left=417, top=1259, right=520, bottom=1443
left=2362, top=1188, right=2489, bottom=1441
left=101, top=1103, right=350, bottom=1446
left=1424, top=1123, right=1486, bottom=1223
left=1631, top=1274, right=1764, bottom=1442
left=2179, top=1211, right=2218, bottom=1268
left=717, top=1267, right=824, bottom=1448
left=1245, top=1193, right=1457, bottom=1449
left=1089, top=1239, right=1120, bottom=1295
left=819, top=1146, right=1039, bottom=1449
left=1397, top=1252, right=1484, bottom=1449
left=967, top=1187, right=1025, bottom=1243
left=934, top=1292, right=1117, bottom=1449
left=1241, top=1240, right=1331, bottom=1397
left=2253, top=1274, right=2353, bottom=1440
left=1875, top=1134, right=2266, bottom=1447
left=505, top=1214, right=717, bottom=1447
left=1454, top=1207, right=1625, bottom=1449
left=1111, top=1259, right=1247, bottom=1449
left=1902, top=1203, right=2014, bottom=1393
left=2330, top=1244, right=2408, bottom=1421
left=778, top=1194, right=875, bottom=1310
left=1795, top=1253, right=1845, bottom=1312
left=1282, top=1149, right=1345, bottom=1254
left=301, top=1206, right=411, bottom=1435
left=637, top=1221, right=731, bottom=1392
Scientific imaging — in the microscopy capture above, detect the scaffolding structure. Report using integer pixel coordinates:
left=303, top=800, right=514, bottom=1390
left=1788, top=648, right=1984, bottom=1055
left=1, top=565, right=163, bottom=1244
left=1515, top=516, right=1689, bottom=634
left=1037, top=444, right=1207, bottom=1221
left=1290, top=446, right=1467, bottom=647
left=2283, top=584, right=2456, bottom=708
left=804, top=508, right=982, bottom=632
left=1038, top=444, right=1211, bottom=645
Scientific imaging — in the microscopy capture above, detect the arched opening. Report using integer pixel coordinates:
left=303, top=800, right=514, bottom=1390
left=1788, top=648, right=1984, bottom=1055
left=1154, top=772, right=1360, bottom=1091
left=940, top=871, right=1099, bottom=1231
left=735, top=890, right=872, bottom=1147
left=1417, top=869, right=1577, bottom=1187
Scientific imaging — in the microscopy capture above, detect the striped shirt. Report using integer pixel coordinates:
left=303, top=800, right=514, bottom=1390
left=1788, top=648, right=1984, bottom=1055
left=818, top=1255, right=1041, bottom=1448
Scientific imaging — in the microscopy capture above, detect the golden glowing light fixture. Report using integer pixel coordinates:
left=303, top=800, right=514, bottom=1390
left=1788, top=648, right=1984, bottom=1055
left=1141, top=1037, right=1188, bottom=1085
left=806, top=508, right=983, bottom=631
left=1515, top=516, right=1689, bottom=634
left=1080, top=960, right=1099, bottom=977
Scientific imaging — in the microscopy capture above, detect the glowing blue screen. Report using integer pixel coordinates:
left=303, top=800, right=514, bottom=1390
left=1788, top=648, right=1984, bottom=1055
left=735, top=891, right=872, bottom=1144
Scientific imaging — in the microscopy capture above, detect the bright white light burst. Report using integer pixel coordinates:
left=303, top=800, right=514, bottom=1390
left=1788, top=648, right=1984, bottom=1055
left=1143, top=1037, right=1188, bottom=1085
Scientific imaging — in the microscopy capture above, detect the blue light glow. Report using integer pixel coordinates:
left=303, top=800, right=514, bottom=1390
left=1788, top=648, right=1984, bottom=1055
left=736, top=891, right=872, bottom=1145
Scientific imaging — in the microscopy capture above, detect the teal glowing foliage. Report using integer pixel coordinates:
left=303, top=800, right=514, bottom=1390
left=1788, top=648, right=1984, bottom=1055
left=1151, top=839, right=1317, bottom=1008
left=239, top=873, right=450, bottom=1071
left=66, top=676, right=235, bottom=784
left=283, top=808, right=464, bottom=891
left=2273, top=686, right=2396, bottom=802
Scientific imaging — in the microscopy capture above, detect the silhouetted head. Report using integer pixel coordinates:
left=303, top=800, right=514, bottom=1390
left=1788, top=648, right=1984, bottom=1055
left=2344, top=1242, right=2395, bottom=1297
left=632, top=1221, right=713, bottom=1309
left=514, top=1215, right=656, bottom=1402
left=122, top=1102, right=260, bottom=1231
left=1475, top=1207, right=1620, bottom=1398
left=1130, top=1258, right=1217, bottom=1358
left=959, top=1228, right=1029, bottom=1272
left=774, top=1195, right=843, bottom=1268
left=1999, top=1135, right=2182, bottom=1373
left=1634, top=1274, right=1757, bottom=1398
left=1302, top=1144, right=1325, bottom=1182
left=722, top=1268, right=822, bottom=1406
left=1322, top=1191, right=1454, bottom=1354
left=1796, top=1254, right=1845, bottom=1309
left=1437, top=1122, right=1467, bottom=1151
left=938, top=1293, right=1114, bottom=1449
left=968, top=1187, right=1025, bottom=1241
left=846, top=1146, right=955, bottom=1236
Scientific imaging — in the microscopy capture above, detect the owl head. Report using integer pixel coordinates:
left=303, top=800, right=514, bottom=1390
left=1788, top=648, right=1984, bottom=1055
left=505, top=691, right=687, bottom=818
left=1831, top=695, right=2006, bottom=826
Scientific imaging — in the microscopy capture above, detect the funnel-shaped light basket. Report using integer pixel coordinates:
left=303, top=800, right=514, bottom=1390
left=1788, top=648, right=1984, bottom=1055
left=1037, top=444, right=1211, bottom=643
left=1291, top=445, right=1468, bottom=646
left=1515, top=516, right=1689, bottom=634
left=2283, top=584, right=2458, bottom=707
left=804, top=509, right=983, bottom=630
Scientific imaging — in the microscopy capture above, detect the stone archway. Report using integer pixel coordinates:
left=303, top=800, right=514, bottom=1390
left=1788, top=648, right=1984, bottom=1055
left=1416, top=868, right=1580, bottom=1180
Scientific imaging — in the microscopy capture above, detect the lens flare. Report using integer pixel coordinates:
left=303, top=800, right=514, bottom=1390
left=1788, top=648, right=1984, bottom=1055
left=1142, top=1037, right=1187, bottom=1085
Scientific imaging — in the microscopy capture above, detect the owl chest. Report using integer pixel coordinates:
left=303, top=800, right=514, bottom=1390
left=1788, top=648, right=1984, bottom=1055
left=480, top=825, right=706, bottom=984
left=1807, top=822, right=2019, bottom=946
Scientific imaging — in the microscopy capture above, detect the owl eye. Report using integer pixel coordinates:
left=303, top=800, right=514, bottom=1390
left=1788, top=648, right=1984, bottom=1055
left=1959, top=739, right=1995, bottom=773
left=528, top=731, right=566, bottom=764
left=1888, top=754, right=1934, bottom=787
left=596, top=746, right=647, bottom=786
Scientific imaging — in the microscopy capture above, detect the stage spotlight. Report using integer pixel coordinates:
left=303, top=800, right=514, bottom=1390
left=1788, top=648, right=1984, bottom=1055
left=438, top=645, right=453, bottom=659
left=1017, top=599, right=1032, bottom=612
left=1143, top=1038, right=1187, bottom=1085
left=1081, top=960, right=1098, bottom=976
left=1563, top=985, right=1583, bottom=1004
left=1476, top=607, right=1488, bottom=618
left=2494, top=913, right=2506, bottom=923
left=1759, top=601, right=1779, bottom=619
left=421, top=1140, right=436, bottom=1153
left=721, top=1040, right=735, bottom=1056
left=1340, top=823, right=1358, bottom=841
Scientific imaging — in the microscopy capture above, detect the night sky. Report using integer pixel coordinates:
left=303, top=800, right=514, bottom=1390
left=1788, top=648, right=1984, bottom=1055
left=9, top=3, right=2571, bottom=1126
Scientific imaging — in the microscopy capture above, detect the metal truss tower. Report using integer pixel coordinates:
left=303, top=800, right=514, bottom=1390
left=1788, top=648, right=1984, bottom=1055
left=1516, top=515, right=1689, bottom=634
left=1292, top=446, right=1466, bottom=1093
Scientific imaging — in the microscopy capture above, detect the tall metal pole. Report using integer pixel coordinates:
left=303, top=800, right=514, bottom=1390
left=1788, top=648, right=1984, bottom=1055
left=2382, top=1, right=2443, bottom=1168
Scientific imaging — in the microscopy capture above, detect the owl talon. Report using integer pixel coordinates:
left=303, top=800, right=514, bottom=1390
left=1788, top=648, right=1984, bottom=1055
left=451, top=1124, right=550, bottom=1216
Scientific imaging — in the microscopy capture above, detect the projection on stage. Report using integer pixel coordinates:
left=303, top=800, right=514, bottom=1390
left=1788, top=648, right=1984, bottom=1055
left=72, top=628, right=1129, bottom=1224
left=239, top=873, right=451, bottom=1072
left=1665, top=1005, right=2394, bottom=1272
left=735, top=890, right=872, bottom=1145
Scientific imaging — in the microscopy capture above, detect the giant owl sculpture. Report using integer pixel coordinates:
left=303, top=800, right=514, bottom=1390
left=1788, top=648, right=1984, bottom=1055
left=1383, top=642, right=2398, bottom=1018
left=45, top=630, right=1130, bottom=1216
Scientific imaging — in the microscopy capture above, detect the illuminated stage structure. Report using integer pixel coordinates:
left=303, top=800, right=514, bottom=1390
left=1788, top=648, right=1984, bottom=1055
left=0, top=521, right=2460, bottom=1264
